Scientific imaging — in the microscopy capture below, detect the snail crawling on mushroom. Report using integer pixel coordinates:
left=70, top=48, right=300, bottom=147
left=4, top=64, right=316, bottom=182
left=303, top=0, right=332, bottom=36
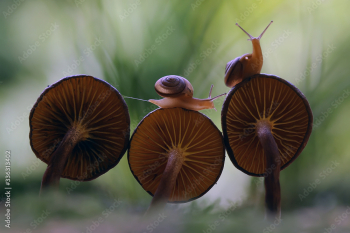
left=147, top=75, right=226, bottom=111
left=221, top=22, right=313, bottom=219
left=224, top=21, right=273, bottom=88
left=127, top=75, right=226, bottom=214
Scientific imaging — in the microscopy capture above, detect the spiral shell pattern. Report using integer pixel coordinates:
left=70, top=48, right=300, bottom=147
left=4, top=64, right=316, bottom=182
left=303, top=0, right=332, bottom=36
left=224, top=57, right=242, bottom=88
left=155, top=75, right=193, bottom=98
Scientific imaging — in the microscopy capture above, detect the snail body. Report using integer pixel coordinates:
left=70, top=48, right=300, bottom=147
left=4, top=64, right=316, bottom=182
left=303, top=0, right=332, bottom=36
left=224, top=21, right=273, bottom=88
left=149, top=95, right=215, bottom=111
left=149, top=75, right=225, bottom=111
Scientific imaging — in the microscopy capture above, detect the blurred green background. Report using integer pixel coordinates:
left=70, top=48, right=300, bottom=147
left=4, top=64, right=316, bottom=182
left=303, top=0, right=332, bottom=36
left=1, top=0, right=350, bottom=232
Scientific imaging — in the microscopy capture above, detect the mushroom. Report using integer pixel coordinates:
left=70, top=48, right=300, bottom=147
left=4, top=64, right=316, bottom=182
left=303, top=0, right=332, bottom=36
left=29, top=75, right=130, bottom=193
left=221, top=74, right=313, bottom=218
left=128, top=108, right=225, bottom=213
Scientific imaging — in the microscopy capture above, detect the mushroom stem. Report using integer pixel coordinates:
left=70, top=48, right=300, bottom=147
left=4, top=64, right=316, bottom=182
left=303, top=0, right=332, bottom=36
left=40, top=128, right=80, bottom=193
left=146, top=149, right=183, bottom=214
left=256, top=120, right=281, bottom=219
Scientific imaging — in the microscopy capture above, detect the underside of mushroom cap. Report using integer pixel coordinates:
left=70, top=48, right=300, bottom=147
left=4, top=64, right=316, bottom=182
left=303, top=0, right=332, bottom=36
left=29, top=75, right=130, bottom=181
left=128, top=108, right=225, bottom=203
left=222, top=74, right=313, bottom=177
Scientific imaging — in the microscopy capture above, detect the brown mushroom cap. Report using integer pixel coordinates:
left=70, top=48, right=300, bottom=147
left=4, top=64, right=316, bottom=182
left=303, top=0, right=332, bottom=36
left=29, top=75, right=130, bottom=181
left=128, top=108, right=225, bottom=203
left=221, top=74, right=313, bottom=176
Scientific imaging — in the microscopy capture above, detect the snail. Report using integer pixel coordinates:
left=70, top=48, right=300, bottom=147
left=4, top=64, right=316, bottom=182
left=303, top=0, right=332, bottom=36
left=224, top=21, right=273, bottom=88
left=221, top=21, right=314, bottom=219
left=148, top=75, right=226, bottom=111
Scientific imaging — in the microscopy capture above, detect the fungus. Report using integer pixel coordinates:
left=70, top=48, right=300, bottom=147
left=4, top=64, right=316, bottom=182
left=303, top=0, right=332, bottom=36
left=128, top=108, right=225, bottom=213
left=29, top=75, right=130, bottom=192
left=221, top=74, right=313, bottom=218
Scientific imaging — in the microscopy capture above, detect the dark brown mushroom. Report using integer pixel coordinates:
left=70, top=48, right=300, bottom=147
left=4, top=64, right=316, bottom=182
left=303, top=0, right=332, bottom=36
left=29, top=75, right=130, bottom=193
left=221, top=74, right=313, bottom=218
left=128, top=108, right=225, bottom=212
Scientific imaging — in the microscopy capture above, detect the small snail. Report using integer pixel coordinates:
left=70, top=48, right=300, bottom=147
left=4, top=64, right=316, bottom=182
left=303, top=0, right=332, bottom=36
left=148, top=75, right=226, bottom=111
left=224, top=21, right=273, bottom=88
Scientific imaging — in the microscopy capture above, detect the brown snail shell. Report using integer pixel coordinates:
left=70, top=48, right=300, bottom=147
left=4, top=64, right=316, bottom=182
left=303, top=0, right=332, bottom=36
left=155, top=75, right=193, bottom=98
left=224, top=57, right=243, bottom=88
